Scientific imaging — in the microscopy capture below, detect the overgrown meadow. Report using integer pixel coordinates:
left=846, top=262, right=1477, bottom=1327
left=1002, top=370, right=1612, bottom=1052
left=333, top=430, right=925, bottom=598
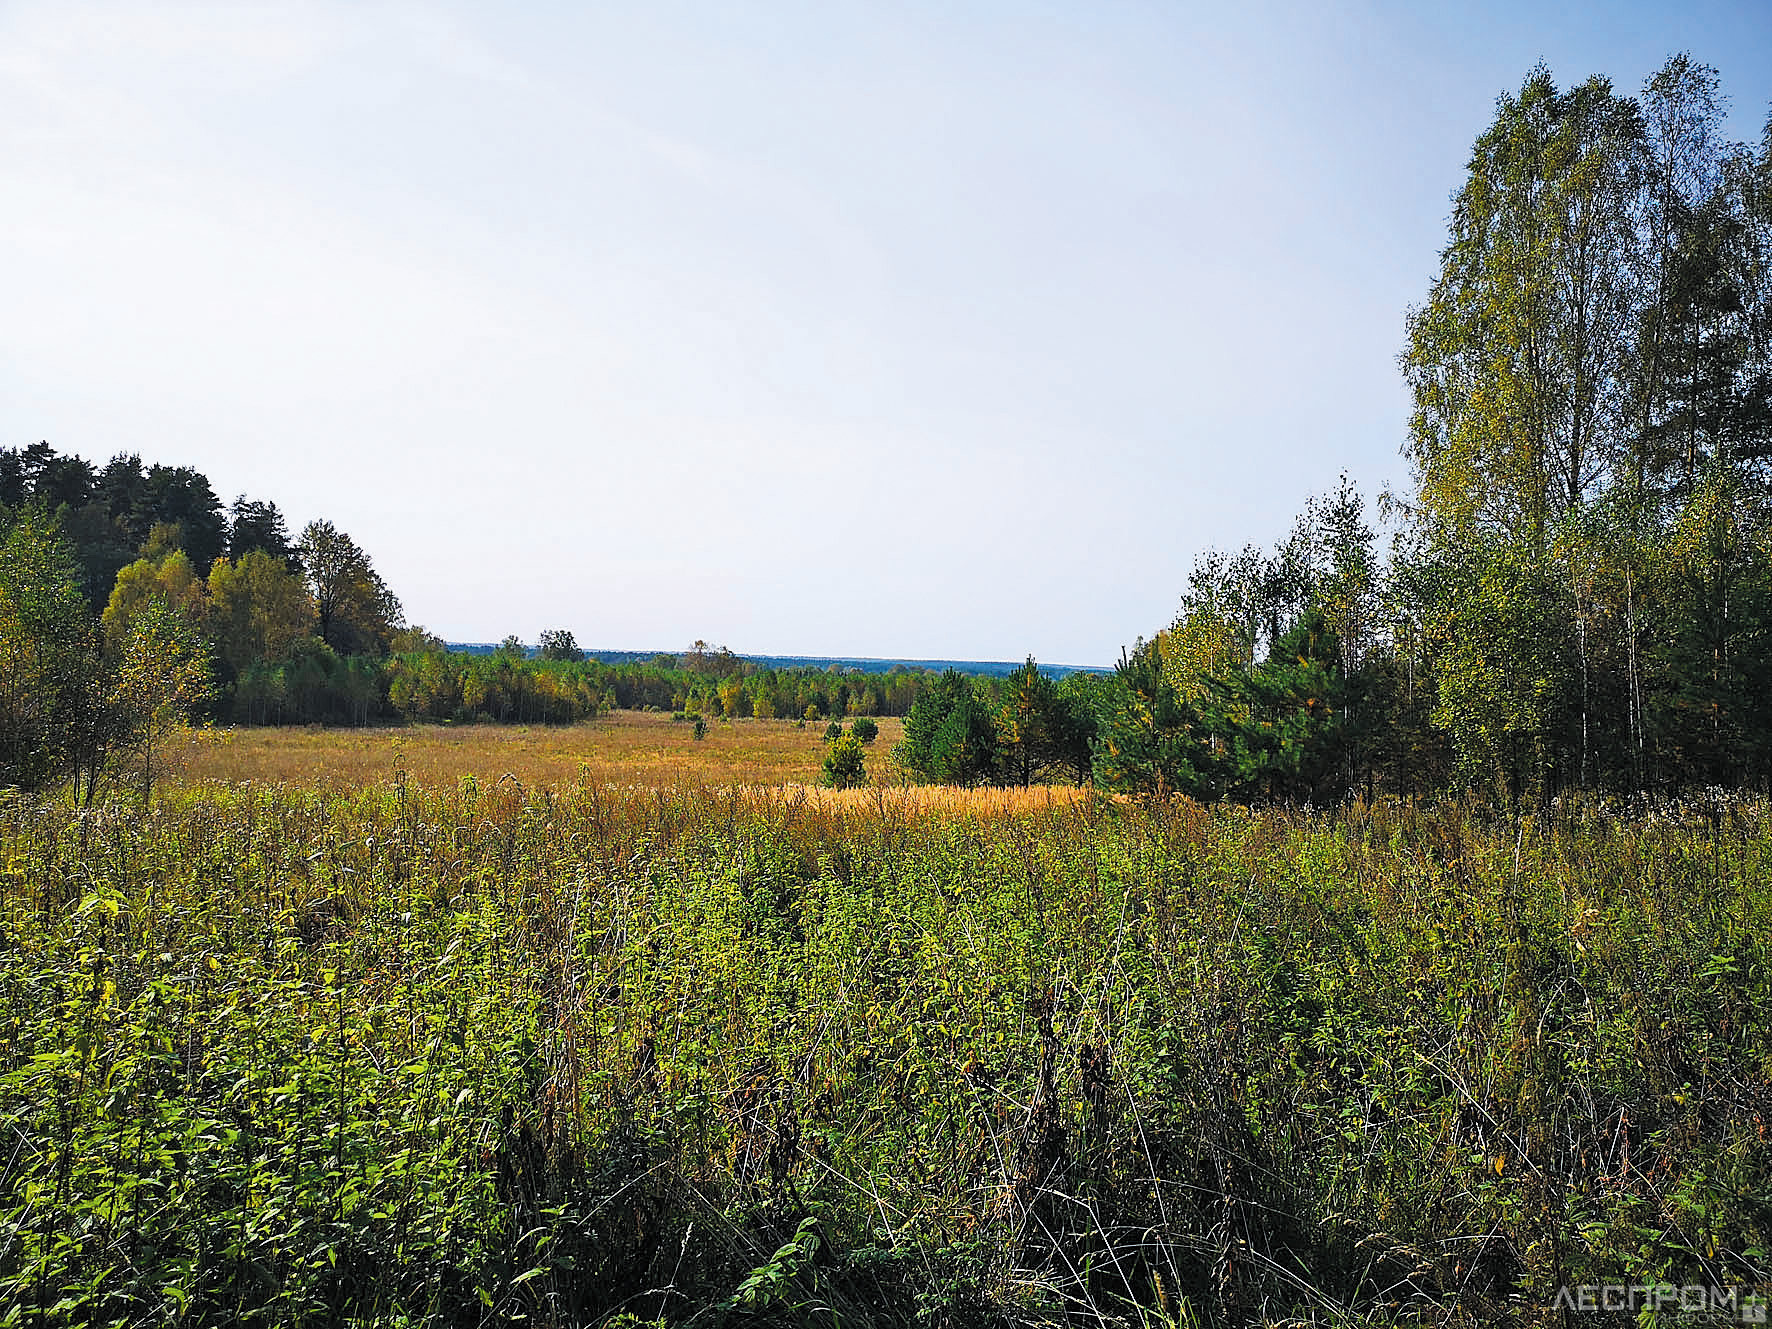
left=173, top=714, right=909, bottom=793
left=3, top=777, right=1769, bottom=1327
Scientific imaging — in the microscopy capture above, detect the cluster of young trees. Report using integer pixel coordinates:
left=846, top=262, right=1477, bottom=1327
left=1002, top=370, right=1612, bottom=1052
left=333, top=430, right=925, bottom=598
left=885, top=484, right=1393, bottom=800
left=896, top=660, right=1102, bottom=787
left=819, top=717, right=878, bottom=789
left=675, top=661, right=925, bottom=723
left=1, top=509, right=212, bottom=800
left=1091, top=481, right=1395, bottom=801
left=1091, top=56, right=1772, bottom=803
left=1404, top=56, right=1772, bottom=796
left=0, top=443, right=413, bottom=784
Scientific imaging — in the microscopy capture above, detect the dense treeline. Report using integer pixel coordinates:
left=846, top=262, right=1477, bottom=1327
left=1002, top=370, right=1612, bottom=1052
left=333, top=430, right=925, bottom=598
left=240, top=643, right=945, bottom=729
left=1403, top=56, right=1772, bottom=798
left=1087, top=55, right=1772, bottom=804
left=1, top=442, right=420, bottom=793
left=1, top=445, right=956, bottom=791
left=893, top=661, right=1107, bottom=788
left=872, top=56, right=1772, bottom=804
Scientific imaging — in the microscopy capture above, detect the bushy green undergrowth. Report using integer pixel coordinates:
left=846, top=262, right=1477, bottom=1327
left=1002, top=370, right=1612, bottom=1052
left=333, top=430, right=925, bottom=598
left=2, top=784, right=1770, bottom=1326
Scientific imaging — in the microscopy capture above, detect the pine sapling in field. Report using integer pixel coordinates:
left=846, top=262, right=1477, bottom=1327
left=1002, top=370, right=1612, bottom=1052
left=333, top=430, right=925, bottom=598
left=821, top=733, right=867, bottom=788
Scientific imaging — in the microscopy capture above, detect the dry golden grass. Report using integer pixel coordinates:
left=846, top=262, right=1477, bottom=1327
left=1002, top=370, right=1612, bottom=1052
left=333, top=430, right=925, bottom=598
left=174, top=711, right=918, bottom=792
left=172, top=715, right=1091, bottom=817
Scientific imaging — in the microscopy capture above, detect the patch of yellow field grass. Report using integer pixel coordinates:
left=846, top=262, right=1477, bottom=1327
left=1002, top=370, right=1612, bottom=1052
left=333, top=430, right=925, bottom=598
left=174, top=711, right=909, bottom=791
left=170, top=714, right=1089, bottom=817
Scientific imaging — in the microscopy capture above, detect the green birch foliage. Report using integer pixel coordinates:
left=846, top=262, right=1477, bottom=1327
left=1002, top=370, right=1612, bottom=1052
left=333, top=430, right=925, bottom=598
left=1422, top=538, right=1571, bottom=798
left=1159, top=549, right=1263, bottom=706
left=1404, top=67, right=1642, bottom=550
left=111, top=596, right=215, bottom=803
left=0, top=509, right=103, bottom=793
left=1645, top=471, right=1772, bottom=784
left=1403, top=66, right=1647, bottom=793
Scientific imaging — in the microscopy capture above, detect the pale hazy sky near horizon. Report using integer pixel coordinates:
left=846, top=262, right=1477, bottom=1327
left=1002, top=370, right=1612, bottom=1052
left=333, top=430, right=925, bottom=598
left=5, top=2, right=1771, bottom=665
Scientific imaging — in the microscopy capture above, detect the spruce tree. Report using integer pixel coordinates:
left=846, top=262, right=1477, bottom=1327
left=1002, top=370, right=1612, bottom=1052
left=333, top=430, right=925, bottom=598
left=1204, top=607, right=1358, bottom=804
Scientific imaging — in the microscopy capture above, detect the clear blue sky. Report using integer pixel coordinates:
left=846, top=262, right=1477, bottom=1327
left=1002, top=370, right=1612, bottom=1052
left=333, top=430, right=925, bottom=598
left=5, top=1, right=1769, bottom=665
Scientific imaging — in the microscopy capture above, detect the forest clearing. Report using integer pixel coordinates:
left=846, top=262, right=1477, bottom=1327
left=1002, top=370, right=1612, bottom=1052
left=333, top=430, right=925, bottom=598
left=173, top=713, right=910, bottom=794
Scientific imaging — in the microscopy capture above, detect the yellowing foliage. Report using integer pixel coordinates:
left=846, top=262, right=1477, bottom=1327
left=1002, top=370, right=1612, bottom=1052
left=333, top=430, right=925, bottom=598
left=102, top=551, right=204, bottom=645
left=207, top=550, right=316, bottom=672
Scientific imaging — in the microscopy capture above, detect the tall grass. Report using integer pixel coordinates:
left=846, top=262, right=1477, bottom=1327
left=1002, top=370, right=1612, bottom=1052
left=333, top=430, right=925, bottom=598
left=2, top=782, right=1768, bottom=1325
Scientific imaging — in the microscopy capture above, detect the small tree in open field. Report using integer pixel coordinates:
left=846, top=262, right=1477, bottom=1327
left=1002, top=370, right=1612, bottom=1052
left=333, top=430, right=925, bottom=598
left=111, top=596, right=213, bottom=804
left=822, top=733, right=867, bottom=788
